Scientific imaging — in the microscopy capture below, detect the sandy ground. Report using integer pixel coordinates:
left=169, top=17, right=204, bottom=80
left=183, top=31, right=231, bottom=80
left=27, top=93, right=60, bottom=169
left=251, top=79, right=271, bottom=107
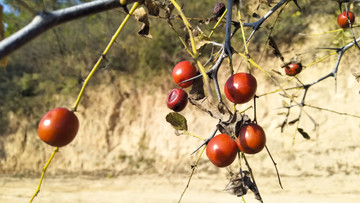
left=1, top=173, right=360, bottom=203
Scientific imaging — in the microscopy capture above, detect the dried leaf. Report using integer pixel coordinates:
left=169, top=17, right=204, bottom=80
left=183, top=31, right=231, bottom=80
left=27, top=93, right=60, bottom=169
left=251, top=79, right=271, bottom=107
left=269, top=36, right=284, bottom=62
left=217, top=111, right=250, bottom=136
left=193, top=27, right=211, bottom=50
left=252, top=12, right=260, bottom=19
left=297, top=128, right=311, bottom=140
left=225, top=171, right=262, bottom=202
left=352, top=72, right=360, bottom=82
left=158, top=2, right=174, bottom=22
left=280, top=120, right=286, bottom=133
left=166, top=112, right=188, bottom=131
left=217, top=102, right=232, bottom=116
left=144, top=0, right=159, bottom=16
left=189, top=97, right=232, bottom=121
left=272, top=69, right=283, bottom=76
left=189, top=72, right=205, bottom=100
left=288, top=118, right=299, bottom=125
left=133, top=7, right=152, bottom=38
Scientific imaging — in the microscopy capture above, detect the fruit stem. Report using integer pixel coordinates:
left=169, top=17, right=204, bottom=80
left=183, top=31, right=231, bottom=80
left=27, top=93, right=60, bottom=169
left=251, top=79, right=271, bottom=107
left=185, top=131, right=205, bottom=141
left=235, top=1, right=250, bottom=59
left=208, top=9, right=227, bottom=38
left=264, top=145, right=283, bottom=189
left=30, top=147, right=59, bottom=203
left=72, top=2, right=140, bottom=111
left=169, top=0, right=197, bottom=57
left=242, top=153, right=263, bottom=202
left=178, top=145, right=206, bottom=203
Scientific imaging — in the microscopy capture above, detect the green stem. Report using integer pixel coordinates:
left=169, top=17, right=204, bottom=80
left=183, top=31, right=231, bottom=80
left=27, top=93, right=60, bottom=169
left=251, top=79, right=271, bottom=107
left=72, top=2, right=140, bottom=111
left=30, top=147, right=59, bottom=203
left=178, top=145, right=206, bottom=203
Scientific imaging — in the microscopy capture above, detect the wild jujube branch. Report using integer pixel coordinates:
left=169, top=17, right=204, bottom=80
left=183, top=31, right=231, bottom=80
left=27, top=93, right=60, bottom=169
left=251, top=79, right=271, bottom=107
left=0, top=0, right=140, bottom=59
left=288, top=37, right=360, bottom=107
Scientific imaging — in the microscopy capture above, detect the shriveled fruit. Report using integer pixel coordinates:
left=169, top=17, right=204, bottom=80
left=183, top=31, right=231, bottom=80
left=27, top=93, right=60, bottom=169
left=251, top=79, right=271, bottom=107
left=213, top=3, right=226, bottom=17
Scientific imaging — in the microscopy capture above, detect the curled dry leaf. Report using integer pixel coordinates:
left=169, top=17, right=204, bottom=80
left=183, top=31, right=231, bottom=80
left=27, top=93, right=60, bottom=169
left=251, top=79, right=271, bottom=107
left=192, top=27, right=211, bottom=50
left=297, top=128, right=311, bottom=140
left=217, top=111, right=251, bottom=137
left=144, top=0, right=160, bottom=16
left=269, top=36, right=284, bottom=62
left=133, top=7, right=152, bottom=38
left=189, top=72, right=205, bottom=100
left=225, top=171, right=262, bottom=202
left=156, top=1, right=174, bottom=22
left=252, top=12, right=260, bottom=19
left=189, top=97, right=232, bottom=121
left=288, top=118, right=299, bottom=125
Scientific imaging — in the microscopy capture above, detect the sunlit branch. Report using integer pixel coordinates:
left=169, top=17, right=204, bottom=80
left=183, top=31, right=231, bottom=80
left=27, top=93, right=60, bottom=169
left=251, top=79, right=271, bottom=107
left=0, top=0, right=140, bottom=59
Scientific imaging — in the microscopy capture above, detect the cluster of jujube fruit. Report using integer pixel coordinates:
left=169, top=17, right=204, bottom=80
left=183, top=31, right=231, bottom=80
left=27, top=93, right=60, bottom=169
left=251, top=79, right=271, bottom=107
left=279, top=10, right=356, bottom=77
left=166, top=61, right=196, bottom=112
left=166, top=61, right=267, bottom=168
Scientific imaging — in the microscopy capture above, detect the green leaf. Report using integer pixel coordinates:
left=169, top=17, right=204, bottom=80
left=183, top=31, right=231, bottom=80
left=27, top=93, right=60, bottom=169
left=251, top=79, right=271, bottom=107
left=297, top=128, right=310, bottom=140
left=165, top=112, right=188, bottom=131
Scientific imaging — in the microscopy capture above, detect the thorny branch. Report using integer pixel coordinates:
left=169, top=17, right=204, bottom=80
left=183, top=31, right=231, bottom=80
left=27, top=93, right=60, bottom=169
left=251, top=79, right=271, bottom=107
left=287, top=37, right=360, bottom=108
left=0, top=0, right=142, bottom=59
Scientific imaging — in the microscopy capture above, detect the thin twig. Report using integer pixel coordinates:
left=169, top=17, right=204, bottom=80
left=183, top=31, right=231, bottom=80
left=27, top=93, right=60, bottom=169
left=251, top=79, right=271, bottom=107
left=265, top=145, right=283, bottom=189
left=72, top=2, right=140, bottom=111
left=242, top=153, right=263, bottom=203
left=178, top=146, right=206, bottom=203
left=30, top=147, right=59, bottom=203
left=306, top=104, right=360, bottom=118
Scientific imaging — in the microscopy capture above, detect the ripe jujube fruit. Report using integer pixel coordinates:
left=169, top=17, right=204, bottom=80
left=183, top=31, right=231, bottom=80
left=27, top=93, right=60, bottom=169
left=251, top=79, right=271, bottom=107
left=236, top=123, right=266, bottom=154
left=172, top=61, right=197, bottom=88
left=206, top=133, right=238, bottom=167
left=38, top=107, right=79, bottom=147
left=284, top=62, right=302, bottom=76
left=337, top=11, right=355, bottom=28
left=167, top=88, right=188, bottom=112
left=224, top=73, right=257, bottom=104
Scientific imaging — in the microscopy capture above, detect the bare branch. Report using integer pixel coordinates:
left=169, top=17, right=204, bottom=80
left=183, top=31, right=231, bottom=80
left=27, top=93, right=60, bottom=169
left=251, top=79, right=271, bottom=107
left=0, top=0, right=139, bottom=59
left=244, top=0, right=290, bottom=43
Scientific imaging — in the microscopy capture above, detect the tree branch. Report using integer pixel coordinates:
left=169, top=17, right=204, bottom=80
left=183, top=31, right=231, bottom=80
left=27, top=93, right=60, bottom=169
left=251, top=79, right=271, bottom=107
left=0, top=0, right=138, bottom=59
